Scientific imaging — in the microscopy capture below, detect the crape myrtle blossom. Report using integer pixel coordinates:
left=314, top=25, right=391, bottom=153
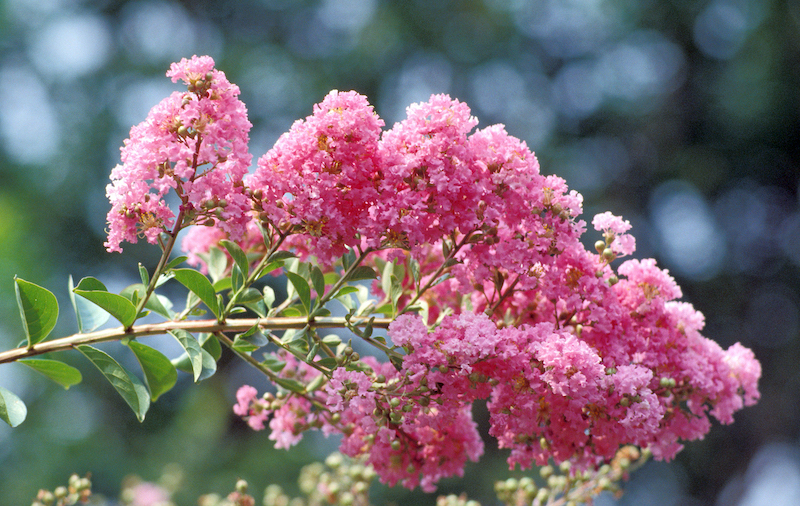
left=145, top=83, right=764, bottom=490
left=105, top=55, right=252, bottom=252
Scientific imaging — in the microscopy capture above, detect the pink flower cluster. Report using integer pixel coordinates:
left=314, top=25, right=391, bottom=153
left=105, top=55, right=252, bottom=252
left=109, top=58, right=760, bottom=493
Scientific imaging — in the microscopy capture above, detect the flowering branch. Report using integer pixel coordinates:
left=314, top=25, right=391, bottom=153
left=2, top=56, right=762, bottom=503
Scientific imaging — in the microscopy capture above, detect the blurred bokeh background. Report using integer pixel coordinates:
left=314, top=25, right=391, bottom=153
left=0, top=0, right=798, bottom=504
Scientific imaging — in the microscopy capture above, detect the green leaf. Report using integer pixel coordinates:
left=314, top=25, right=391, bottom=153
left=342, top=248, right=356, bottom=271
left=164, top=255, right=188, bottom=271
left=119, top=284, right=174, bottom=319
left=125, top=341, right=177, bottom=402
left=0, top=386, right=26, bottom=427
left=172, top=269, right=220, bottom=320
left=347, top=265, right=377, bottom=282
left=73, top=277, right=137, bottom=328
left=14, top=277, right=59, bottom=347
left=200, top=333, right=222, bottom=361
left=261, top=355, right=287, bottom=373
left=220, top=239, right=249, bottom=278
left=169, top=329, right=204, bottom=382
left=77, top=345, right=150, bottom=422
left=69, top=275, right=109, bottom=333
left=138, top=263, right=150, bottom=287
left=268, top=250, right=295, bottom=263
left=285, top=271, right=311, bottom=313
left=234, top=287, right=263, bottom=304
left=205, top=247, right=228, bottom=284
left=253, top=260, right=284, bottom=281
left=274, top=377, right=306, bottom=394
left=408, top=257, right=421, bottom=287
left=19, top=359, right=82, bottom=390
left=231, top=264, right=245, bottom=294
left=310, top=266, right=325, bottom=301
left=316, top=357, right=339, bottom=369
left=263, top=286, right=276, bottom=309
left=197, top=348, right=217, bottom=381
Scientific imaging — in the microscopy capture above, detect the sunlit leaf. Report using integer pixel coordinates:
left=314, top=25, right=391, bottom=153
left=19, top=359, right=82, bottom=390
left=14, top=277, right=59, bottom=347
left=69, top=275, right=109, bottom=333
left=77, top=345, right=150, bottom=422
left=286, top=271, right=311, bottom=313
left=220, top=239, right=249, bottom=278
left=73, top=277, right=137, bottom=328
left=172, top=269, right=220, bottom=320
left=126, top=341, right=177, bottom=402
left=0, top=386, right=26, bottom=427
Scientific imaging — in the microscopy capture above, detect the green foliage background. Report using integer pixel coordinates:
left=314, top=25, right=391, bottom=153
left=0, top=0, right=798, bottom=504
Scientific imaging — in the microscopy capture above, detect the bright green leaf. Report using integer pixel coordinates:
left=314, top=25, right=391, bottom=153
left=14, top=277, right=59, bottom=347
left=19, top=359, right=82, bottom=390
left=310, top=266, right=325, bottom=301
left=164, top=255, right=188, bottom=271
left=138, top=263, right=150, bottom=287
left=172, top=269, right=220, bottom=320
left=126, top=341, right=177, bottom=402
left=274, top=377, right=306, bottom=394
left=77, top=345, right=150, bottom=422
left=69, top=275, right=109, bottom=333
left=0, top=386, right=26, bottom=427
left=285, top=271, right=311, bottom=313
left=220, top=239, right=249, bottom=278
left=74, top=277, right=137, bottom=328
left=169, top=329, right=204, bottom=382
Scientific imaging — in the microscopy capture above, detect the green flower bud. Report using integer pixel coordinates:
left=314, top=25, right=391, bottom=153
left=595, top=240, right=606, bottom=253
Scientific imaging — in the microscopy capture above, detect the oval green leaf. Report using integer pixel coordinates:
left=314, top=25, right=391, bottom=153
left=73, top=277, right=137, bottom=328
left=126, top=341, right=177, bottom=402
left=77, top=345, right=150, bottom=422
left=69, top=275, right=110, bottom=333
left=220, top=239, right=249, bottom=278
left=285, top=271, right=311, bottom=313
left=14, top=277, right=59, bottom=347
left=0, top=386, right=27, bottom=427
left=172, top=269, right=220, bottom=320
left=169, top=329, right=204, bottom=382
left=19, top=359, right=82, bottom=390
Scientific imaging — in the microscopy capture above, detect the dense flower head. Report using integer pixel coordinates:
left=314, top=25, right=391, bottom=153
left=248, top=90, right=384, bottom=265
left=105, top=55, right=252, bottom=252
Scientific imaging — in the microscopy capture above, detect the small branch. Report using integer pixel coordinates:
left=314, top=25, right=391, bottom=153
left=0, top=317, right=392, bottom=364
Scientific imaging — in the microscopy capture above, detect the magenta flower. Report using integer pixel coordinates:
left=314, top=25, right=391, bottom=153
left=105, top=55, right=252, bottom=252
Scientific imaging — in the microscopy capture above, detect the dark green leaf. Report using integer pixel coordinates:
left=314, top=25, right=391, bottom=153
left=310, top=266, right=325, bottom=301
left=19, top=359, right=82, bottom=390
left=348, top=266, right=377, bottom=282
left=199, top=333, right=222, bottom=361
left=172, top=269, right=220, bottom=320
left=285, top=271, right=311, bottom=313
left=316, top=357, right=339, bottom=369
left=74, top=277, right=137, bottom=328
left=274, top=377, right=305, bottom=393
left=77, top=345, right=150, bottom=422
left=169, top=329, right=204, bottom=382
left=69, top=275, right=109, bottom=333
left=126, top=341, right=177, bottom=401
left=231, top=264, right=245, bottom=294
left=197, top=349, right=217, bottom=382
left=342, top=248, right=356, bottom=271
left=220, top=239, right=249, bottom=278
left=0, top=386, right=26, bottom=427
left=14, top=277, right=59, bottom=347
left=268, top=250, right=295, bottom=262
left=408, top=257, right=421, bottom=287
